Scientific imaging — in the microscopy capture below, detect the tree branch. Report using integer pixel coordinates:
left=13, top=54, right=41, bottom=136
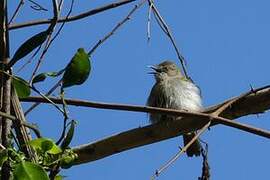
left=11, top=86, right=37, bottom=162
left=20, top=86, right=270, bottom=119
left=19, top=86, right=270, bottom=165
left=71, top=111, right=270, bottom=165
left=88, top=0, right=147, bottom=56
left=8, top=0, right=25, bottom=24
left=148, top=0, right=189, bottom=79
left=0, top=0, right=12, bottom=178
left=152, top=121, right=211, bottom=179
left=9, top=0, right=136, bottom=30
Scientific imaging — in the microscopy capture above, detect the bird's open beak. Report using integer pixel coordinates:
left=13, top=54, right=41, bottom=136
left=147, top=65, right=160, bottom=74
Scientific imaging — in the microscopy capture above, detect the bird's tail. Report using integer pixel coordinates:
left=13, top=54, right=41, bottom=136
left=183, top=132, right=201, bottom=157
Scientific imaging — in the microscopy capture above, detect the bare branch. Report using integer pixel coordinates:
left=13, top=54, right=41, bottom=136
left=19, top=86, right=270, bottom=164
left=9, top=0, right=136, bottom=30
left=29, top=0, right=73, bottom=83
left=0, top=104, right=41, bottom=139
left=0, top=0, right=9, bottom=118
left=0, top=0, right=12, bottom=178
left=20, top=86, right=270, bottom=119
left=16, top=44, right=42, bottom=73
left=23, top=0, right=74, bottom=114
left=0, top=110, right=16, bottom=121
left=210, top=85, right=268, bottom=117
left=8, top=0, right=25, bottom=24
left=72, top=112, right=270, bottom=165
left=88, top=0, right=147, bottom=56
left=152, top=121, right=211, bottom=179
left=24, top=79, right=62, bottom=115
left=11, top=87, right=37, bottom=162
left=149, top=0, right=189, bottom=79
left=199, top=143, right=210, bottom=180
left=147, top=2, right=153, bottom=42
left=0, top=109, right=41, bottom=137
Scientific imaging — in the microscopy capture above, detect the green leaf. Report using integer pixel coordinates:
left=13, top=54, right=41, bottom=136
left=62, top=48, right=91, bottom=88
left=61, top=120, right=76, bottom=150
left=12, top=76, right=31, bottom=98
left=54, top=175, right=64, bottom=180
left=0, top=149, right=8, bottom=168
left=46, top=142, right=62, bottom=155
left=13, top=161, right=49, bottom=180
left=10, top=30, right=48, bottom=67
left=32, top=73, right=47, bottom=84
left=32, top=71, right=64, bottom=84
left=60, top=152, right=78, bottom=169
left=41, top=140, right=53, bottom=152
left=29, top=138, right=62, bottom=155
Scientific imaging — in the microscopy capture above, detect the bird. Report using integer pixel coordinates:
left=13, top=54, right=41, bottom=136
left=147, top=60, right=203, bottom=157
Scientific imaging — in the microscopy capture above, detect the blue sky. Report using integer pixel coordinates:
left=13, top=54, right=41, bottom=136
left=9, top=0, right=270, bottom=179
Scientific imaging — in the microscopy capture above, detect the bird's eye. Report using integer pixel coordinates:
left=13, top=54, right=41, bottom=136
left=171, top=65, right=177, bottom=70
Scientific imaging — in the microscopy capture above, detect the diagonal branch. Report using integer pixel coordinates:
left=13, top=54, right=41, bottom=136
left=88, top=0, right=147, bottom=56
left=8, top=0, right=25, bottom=24
left=72, top=111, right=270, bottom=165
left=11, top=86, right=37, bottom=162
left=152, top=121, right=211, bottom=179
left=9, top=0, right=136, bottom=30
left=148, top=0, right=189, bottom=79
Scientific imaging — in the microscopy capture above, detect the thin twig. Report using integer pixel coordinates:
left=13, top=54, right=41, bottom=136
left=147, top=1, right=153, bottom=42
left=58, top=0, right=64, bottom=10
left=88, top=0, right=147, bottom=56
left=9, top=0, right=136, bottom=30
left=24, top=0, right=74, bottom=114
left=8, top=0, right=25, bottom=25
left=149, top=0, right=189, bottom=79
left=212, top=85, right=268, bottom=116
left=49, top=54, right=65, bottom=179
left=29, top=0, right=60, bottom=82
left=151, top=121, right=211, bottom=179
left=22, top=122, right=41, bottom=138
left=28, top=0, right=48, bottom=11
left=51, top=0, right=59, bottom=24
left=198, top=141, right=210, bottom=180
left=50, top=0, right=74, bottom=44
left=16, top=44, right=42, bottom=73
left=193, top=78, right=261, bottom=180
left=29, top=35, right=51, bottom=82
left=0, top=109, right=41, bottom=138
left=31, top=86, right=65, bottom=114
left=10, top=130, right=20, bottom=150
left=0, top=111, right=16, bottom=121
left=24, top=79, right=62, bottom=115
left=152, top=7, right=166, bottom=34
left=0, top=70, right=72, bottom=116
left=1, top=69, right=65, bottom=116
left=56, top=89, right=69, bottom=145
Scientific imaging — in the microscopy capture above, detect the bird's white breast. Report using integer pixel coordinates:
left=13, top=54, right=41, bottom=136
left=164, top=78, right=203, bottom=112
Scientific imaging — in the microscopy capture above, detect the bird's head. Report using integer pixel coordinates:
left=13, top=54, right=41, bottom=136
left=148, top=60, right=183, bottom=82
